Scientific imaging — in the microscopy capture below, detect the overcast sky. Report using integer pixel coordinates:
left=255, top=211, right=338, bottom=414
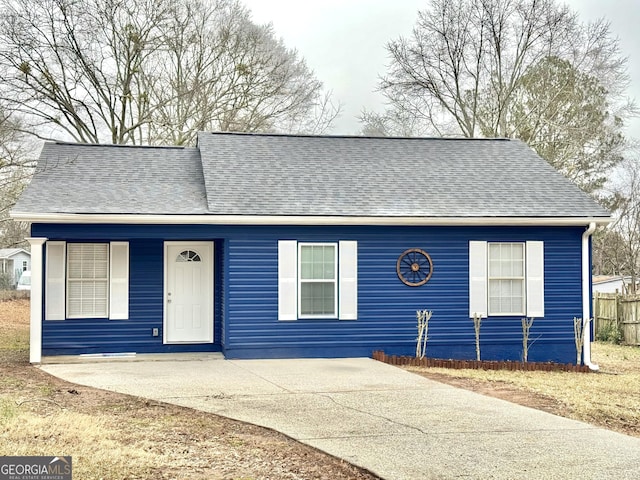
left=242, top=0, right=640, bottom=138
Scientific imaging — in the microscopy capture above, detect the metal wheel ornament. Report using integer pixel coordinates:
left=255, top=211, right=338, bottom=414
left=396, top=248, right=433, bottom=287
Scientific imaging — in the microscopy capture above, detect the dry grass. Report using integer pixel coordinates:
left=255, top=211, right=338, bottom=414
left=0, top=299, right=379, bottom=480
left=408, top=342, right=640, bottom=437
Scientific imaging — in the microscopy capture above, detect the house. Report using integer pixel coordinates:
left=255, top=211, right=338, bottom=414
left=592, top=275, right=637, bottom=295
left=0, top=248, right=31, bottom=287
left=12, top=132, right=611, bottom=365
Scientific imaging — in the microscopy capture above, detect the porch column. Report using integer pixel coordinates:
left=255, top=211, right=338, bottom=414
left=26, top=237, right=47, bottom=364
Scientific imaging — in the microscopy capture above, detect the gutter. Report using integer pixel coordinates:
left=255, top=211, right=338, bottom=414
left=10, top=212, right=613, bottom=227
left=582, top=222, right=599, bottom=371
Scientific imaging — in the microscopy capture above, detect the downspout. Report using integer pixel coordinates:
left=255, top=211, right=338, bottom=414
left=582, top=222, right=599, bottom=371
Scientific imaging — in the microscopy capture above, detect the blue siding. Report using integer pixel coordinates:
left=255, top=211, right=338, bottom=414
left=33, top=224, right=587, bottom=362
left=223, top=226, right=583, bottom=363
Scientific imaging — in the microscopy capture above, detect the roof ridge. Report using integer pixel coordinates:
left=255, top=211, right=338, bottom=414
left=48, top=141, right=191, bottom=150
left=197, top=131, right=513, bottom=142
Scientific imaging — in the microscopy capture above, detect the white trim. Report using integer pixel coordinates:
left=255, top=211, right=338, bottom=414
left=26, top=237, right=47, bottom=364
left=10, top=212, right=612, bottom=227
left=163, top=241, right=214, bottom=344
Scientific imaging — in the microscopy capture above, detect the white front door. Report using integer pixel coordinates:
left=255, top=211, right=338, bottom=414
left=164, top=242, right=214, bottom=344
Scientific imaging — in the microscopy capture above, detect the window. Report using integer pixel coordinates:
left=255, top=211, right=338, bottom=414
left=67, top=243, right=109, bottom=318
left=299, top=243, right=337, bottom=317
left=278, top=240, right=357, bottom=321
left=488, top=243, right=525, bottom=315
left=45, top=241, right=129, bottom=320
left=22, top=260, right=28, bottom=272
left=176, top=250, right=201, bottom=262
left=469, top=241, right=544, bottom=318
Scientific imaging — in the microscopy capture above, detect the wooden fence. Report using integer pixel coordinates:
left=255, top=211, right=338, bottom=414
left=593, top=292, right=640, bottom=345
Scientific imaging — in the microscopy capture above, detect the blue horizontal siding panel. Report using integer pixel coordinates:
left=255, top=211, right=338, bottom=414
left=34, top=223, right=587, bottom=362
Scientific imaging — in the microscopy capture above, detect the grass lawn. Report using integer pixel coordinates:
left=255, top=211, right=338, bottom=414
left=0, top=299, right=378, bottom=480
left=408, top=341, right=640, bottom=437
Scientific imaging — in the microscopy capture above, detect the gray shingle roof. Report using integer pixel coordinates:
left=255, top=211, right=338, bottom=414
left=14, top=142, right=208, bottom=215
left=13, top=133, right=610, bottom=220
left=197, top=132, right=609, bottom=218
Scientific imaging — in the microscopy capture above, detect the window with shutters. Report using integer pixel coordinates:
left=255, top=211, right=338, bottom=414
left=469, top=240, right=544, bottom=319
left=46, top=241, right=129, bottom=321
left=67, top=243, right=109, bottom=318
left=278, top=240, right=357, bottom=321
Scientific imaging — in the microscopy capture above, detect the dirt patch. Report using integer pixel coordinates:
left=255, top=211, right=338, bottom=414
left=410, top=370, right=568, bottom=417
left=0, top=300, right=379, bottom=479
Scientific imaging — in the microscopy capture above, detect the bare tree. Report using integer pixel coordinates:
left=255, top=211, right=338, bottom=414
left=594, top=157, right=640, bottom=292
left=368, top=0, right=634, bottom=193
left=144, top=0, right=339, bottom=145
left=592, top=227, right=628, bottom=277
left=504, top=56, right=624, bottom=193
left=0, top=0, right=168, bottom=144
left=0, top=108, right=35, bottom=247
left=359, top=107, right=430, bottom=137
left=0, top=0, right=339, bottom=145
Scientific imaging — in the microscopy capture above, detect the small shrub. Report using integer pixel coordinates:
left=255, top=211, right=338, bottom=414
left=596, top=323, right=622, bottom=344
left=521, top=317, right=535, bottom=363
left=415, top=310, right=432, bottom=359
left=0, top=271, right=15, bottom=290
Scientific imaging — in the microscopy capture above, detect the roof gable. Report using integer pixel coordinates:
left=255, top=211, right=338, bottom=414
left=0, top=248, right=30, bottom=259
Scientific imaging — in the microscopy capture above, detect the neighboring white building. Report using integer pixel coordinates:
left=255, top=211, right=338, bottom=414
left=592, top=275, right=637, bottom=295
left=0, top=248, right=31, bottom=287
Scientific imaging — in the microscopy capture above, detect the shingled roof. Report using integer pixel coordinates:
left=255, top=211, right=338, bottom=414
left=12, top=132, right=610, bottom=223
left=14, top=142, right=208, bottom=215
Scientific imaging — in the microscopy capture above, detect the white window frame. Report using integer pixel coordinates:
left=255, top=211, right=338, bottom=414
left=487, top=242, right=526, bottom=316
left=297, top=242, right=338, bottom=319
left=66, top=243, right=110, bottom=319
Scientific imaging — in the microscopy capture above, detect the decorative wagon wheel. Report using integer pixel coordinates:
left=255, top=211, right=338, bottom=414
left=396, top=248, right=433, bottom=287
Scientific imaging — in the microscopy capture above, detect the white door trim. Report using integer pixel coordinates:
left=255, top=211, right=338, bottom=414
left=163, top=241, right=214, bottom=344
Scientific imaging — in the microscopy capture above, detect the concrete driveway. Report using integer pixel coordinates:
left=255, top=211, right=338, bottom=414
left=42, top=356, right=640, bottom=480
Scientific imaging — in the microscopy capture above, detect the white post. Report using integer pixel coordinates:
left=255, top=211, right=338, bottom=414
left=26, top=237, right=47, bottom=364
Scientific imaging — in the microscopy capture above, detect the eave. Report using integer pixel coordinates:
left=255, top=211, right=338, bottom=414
left=11, top=212, right=613, bottom=227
